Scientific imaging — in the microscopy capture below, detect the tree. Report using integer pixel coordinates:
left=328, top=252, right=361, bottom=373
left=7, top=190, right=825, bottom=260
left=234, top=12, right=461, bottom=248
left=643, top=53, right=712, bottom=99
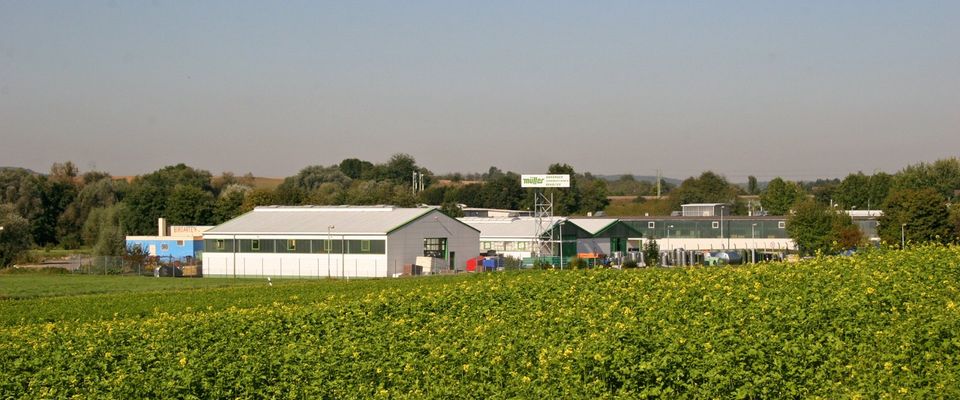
left=305, top=182, right=347, bottom=206
left=283, top=165, right=352, bottom=192
left=418, top=186, right=448, bottom=206
left=480, top=173, right=524, bottom=210
left=950, top=203, right=960, bottom=242
left=339, top=158, right=374, bottom=180
left=119, top=183, right=167, bottom=235
left=139, top=164, right=213, bottom=192
left=213, top=184, right=251, bottom=223
left=747, top=176, right=759, bottom=195
left=893, top=158, right=960, bottom=201
left=166, top=185, right=215, bottom=225
left=543, top=164, right=581, bottom=215
left=120, top=164, right=213, bottom=234
left=49, top=161, right=78, bottom=184
left=642, top=235, right=660, bottom=266
left=877, top=188, right=951, bottom=246
left=381, top=153, right=424, bottom=185
left=0, top=204, right=32, bottom=267
left=445, top=184, right=484, bottom=207
left=667, top=171, right=741, bottom=211
left=786, top=199, right=860, bottom=255
left=83, top=205, right=127, bottom=256
left=806, top=178, right=840, bottom=206
left=440, top=201, right=464, bottom=218
left=240, top=189, right=277, bottom=213
left=578, top=179, right=610, bottom=215
left=35, top=174, right=78, bottom=246
left=833, top=172, right=892, bottom=210
left=760, top=177, right=805, bottom=215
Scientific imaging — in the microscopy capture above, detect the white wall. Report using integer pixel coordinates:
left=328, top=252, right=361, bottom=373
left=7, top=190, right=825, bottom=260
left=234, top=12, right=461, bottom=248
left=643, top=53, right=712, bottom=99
left=387, top=210, right=480, bottom=275
left=633, top=237, right=795, bottom=252
left=202, top=234, right=390, bottom=278
left=204, top=253, right=389, bottom=278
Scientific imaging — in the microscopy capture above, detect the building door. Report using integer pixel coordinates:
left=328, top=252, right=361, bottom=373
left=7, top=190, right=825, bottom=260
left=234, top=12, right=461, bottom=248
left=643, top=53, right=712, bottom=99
left=449, top=252, right=455, bottom=271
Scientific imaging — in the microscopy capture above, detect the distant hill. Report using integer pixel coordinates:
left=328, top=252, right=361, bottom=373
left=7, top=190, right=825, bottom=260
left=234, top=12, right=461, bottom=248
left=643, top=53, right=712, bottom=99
left=596, top=174, right=682, bottom=186
left=0, top=167, right=40, bottom=175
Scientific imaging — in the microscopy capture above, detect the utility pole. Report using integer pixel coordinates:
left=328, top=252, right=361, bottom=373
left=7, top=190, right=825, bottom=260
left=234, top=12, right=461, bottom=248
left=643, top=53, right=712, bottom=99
left=656, top=169, right=662, bottom=198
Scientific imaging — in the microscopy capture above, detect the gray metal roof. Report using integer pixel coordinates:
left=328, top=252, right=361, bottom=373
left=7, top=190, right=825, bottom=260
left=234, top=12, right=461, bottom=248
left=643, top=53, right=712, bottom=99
left=458, top=217, right=558, bottom=239
left=205, top=206, right=435, bottom=235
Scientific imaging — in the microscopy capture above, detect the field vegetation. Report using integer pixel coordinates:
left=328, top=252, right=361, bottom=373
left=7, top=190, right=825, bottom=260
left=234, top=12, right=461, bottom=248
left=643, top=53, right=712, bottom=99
left=2, top=246, right=959, bottom=398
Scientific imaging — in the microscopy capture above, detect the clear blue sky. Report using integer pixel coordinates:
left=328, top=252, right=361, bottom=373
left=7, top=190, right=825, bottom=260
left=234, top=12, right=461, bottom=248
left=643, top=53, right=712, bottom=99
left=1, top=1, right=958, bottom=181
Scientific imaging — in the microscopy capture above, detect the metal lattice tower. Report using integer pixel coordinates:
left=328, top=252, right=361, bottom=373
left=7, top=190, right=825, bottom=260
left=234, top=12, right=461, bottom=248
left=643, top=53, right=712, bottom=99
left=533, top=191, right=554, bottom=257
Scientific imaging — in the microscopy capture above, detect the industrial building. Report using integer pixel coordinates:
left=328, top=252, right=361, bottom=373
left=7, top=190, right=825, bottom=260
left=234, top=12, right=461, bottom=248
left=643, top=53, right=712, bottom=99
left=456, top=204, right=883, bottom=267
left=125, top=218, right=212, bottom=261
left=458, top=216, right=557, bottom=259
left=619, top=216, right=795, bottom=252
left=202, top=206, right=480, bottom=278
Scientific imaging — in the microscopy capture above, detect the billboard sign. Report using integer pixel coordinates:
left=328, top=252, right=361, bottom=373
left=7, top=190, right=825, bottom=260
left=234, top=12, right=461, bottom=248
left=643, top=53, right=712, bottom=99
left=521, top=174, right=570, bottom=188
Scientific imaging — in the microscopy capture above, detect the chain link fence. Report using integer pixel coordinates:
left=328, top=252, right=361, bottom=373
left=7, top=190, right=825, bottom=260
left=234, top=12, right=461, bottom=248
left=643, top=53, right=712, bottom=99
left=76, top=256, right=203, bottom=277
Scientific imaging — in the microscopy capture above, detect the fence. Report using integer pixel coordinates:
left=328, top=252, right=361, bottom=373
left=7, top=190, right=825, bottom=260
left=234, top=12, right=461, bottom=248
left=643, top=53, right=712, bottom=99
left=76, top=255, right=203, bottom=277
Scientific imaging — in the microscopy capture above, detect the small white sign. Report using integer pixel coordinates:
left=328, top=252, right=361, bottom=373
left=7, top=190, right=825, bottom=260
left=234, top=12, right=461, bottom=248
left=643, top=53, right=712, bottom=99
left=521, top=174, right=570, bottom=188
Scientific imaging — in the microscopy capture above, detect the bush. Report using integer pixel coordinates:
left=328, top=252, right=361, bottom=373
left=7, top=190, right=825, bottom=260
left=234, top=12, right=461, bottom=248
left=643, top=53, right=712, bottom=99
left=622, top=260, right=639, bottom=269
left=567, top=257, right=587, bottom=269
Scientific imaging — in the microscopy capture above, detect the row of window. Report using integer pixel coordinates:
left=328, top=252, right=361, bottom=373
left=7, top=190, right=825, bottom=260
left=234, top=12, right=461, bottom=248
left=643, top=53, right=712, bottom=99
left=131, top=240, right=186, bottom=252
left=481, top=241, right=530, bottom=252
left=204, top=239, right=386, bottom=255
left=643, top=221, right=786, bottom=229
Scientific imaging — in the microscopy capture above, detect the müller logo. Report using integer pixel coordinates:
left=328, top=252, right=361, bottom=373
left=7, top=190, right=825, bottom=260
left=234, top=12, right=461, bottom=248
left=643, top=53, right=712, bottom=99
left=521, top=174, right=570, bottom=188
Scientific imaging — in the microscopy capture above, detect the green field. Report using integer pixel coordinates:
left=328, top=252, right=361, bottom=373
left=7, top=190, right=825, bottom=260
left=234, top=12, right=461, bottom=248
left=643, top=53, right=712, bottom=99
left=2, top=246, right=959, bottom=398
left=0, top=274, right=277, bottom=300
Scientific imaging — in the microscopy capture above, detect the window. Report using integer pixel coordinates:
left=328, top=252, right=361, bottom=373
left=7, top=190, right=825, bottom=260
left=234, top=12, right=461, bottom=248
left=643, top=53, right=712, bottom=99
left=482, top=242, right=491, bottom=249
left=648, top=221, right=655, bottom=229
left=518, top=241, right=526, bottom=250
left=287, top=240, right=296, bottom=251
left=423, top=238, right=447, bottom=258
left=361, top=240, right=370, bottom=252
left=778, top=221, right=786, bottom=229
left=161, top=243, right=169, bottom=251
left=216, top=240, right=224, bottom=250
left=324, top=240, right=332, bottom=252
left=712, top=221, right=719, bottom=229
left=252, top=240, right=260, bottom=251
left=177, top=240, right=184, bottom=246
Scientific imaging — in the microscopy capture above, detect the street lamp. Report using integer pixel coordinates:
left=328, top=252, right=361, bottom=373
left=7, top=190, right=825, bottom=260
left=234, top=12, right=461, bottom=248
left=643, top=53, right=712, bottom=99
left=666, top=225, right=674, bottom=251
left=720, top=205, right=726, bottom=249
left=327, top=225, right=334, bottom=278
left=901, top=223, right=907, bottom=250
left=751, top=223, right=757, bottom=263
left=558, top=220, right=565, bottom=270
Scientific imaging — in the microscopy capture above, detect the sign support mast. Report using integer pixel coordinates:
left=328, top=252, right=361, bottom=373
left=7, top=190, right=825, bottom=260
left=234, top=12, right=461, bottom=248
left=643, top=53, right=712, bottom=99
left=521, top=174, right=570, bottom=262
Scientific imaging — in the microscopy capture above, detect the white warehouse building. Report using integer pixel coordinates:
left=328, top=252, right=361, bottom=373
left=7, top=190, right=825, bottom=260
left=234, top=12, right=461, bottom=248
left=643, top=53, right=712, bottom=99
left=458, top=216, right=559, bottom=259
left=202, top=206, right=480, bottom=278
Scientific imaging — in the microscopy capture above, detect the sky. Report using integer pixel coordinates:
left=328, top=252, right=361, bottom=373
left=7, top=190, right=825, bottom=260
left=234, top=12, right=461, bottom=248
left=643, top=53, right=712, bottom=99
left=1, top=1, right=958, bottom=181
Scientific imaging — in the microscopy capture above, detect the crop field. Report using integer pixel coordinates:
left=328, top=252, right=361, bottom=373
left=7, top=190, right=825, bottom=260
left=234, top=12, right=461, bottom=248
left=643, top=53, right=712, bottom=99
left=0, top=274, right=280, bottom=300
left=2, top=246, right=959, bottom=398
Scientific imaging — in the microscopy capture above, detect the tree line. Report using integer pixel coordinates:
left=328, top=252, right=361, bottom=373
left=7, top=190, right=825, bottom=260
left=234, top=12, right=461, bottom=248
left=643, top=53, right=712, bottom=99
left=0, top=155, right=609, bottom=265
left=2, top=155, right=959, bottom=266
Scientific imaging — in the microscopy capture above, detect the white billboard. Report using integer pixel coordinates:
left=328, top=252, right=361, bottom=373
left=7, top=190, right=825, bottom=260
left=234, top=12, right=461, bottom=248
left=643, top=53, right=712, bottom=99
left=521, top=174, right=570, bottom=188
